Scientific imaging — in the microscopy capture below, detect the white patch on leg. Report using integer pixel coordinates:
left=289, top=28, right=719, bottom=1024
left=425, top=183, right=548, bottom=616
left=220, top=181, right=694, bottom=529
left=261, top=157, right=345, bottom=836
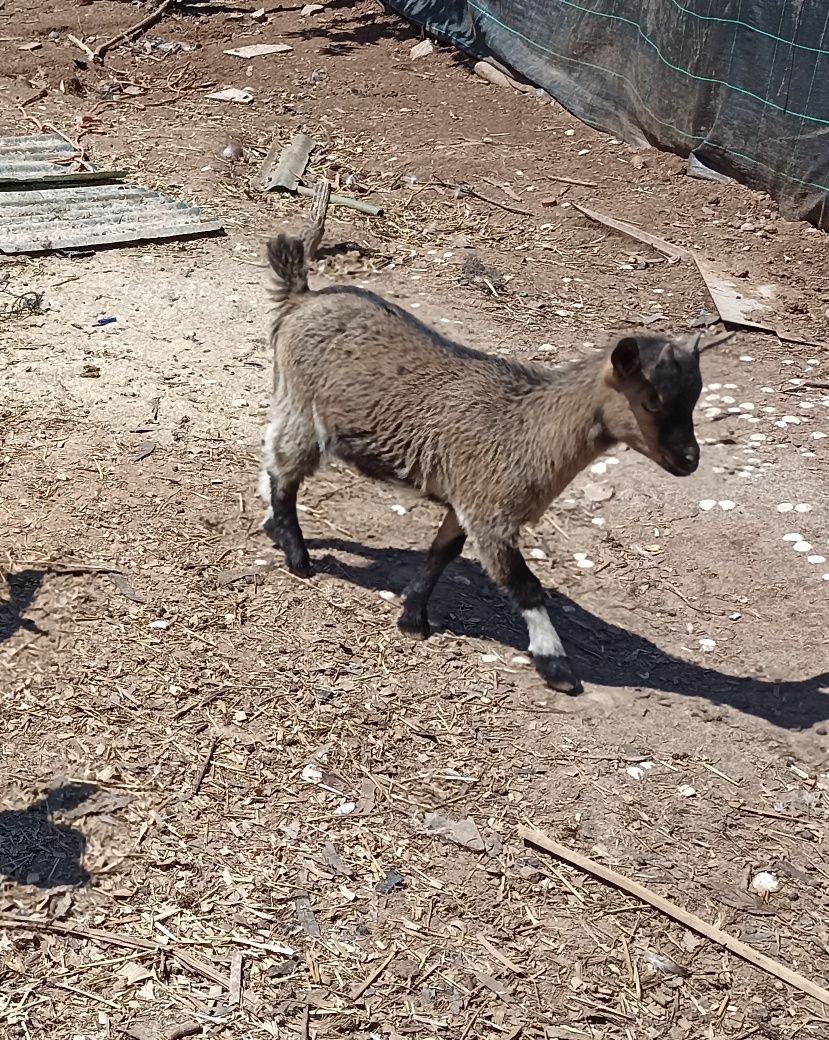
left=523, top=607, right=565, bottom=659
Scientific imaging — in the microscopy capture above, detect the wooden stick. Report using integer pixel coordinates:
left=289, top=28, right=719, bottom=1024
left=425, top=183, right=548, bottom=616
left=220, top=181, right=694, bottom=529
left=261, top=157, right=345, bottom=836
left=572, top=202, right=689, bottom=261
left=189, top=737, right=219, bottom=798
left=301, top=178, right=331, bottom=260
left=699, top=329, right=736, bottom=353
left=66, top=34, right=96, bottom=62
left=350, top=948, right=396, bottom=1000
left=519, top=824, right=829, bottom=1007
left=94, top=0, right=173, bottom=60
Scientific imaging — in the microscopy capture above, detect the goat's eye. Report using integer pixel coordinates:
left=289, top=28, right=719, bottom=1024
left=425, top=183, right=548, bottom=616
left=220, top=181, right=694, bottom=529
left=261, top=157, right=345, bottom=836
left=642, top=399, right=661, bottom=415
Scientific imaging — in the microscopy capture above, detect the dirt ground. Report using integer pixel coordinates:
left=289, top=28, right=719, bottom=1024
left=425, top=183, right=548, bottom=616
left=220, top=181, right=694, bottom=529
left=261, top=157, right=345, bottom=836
left=2, top=3, right=829, bottom=1039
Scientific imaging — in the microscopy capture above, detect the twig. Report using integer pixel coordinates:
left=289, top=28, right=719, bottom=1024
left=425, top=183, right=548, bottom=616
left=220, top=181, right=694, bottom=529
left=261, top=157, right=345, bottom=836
left=699, top=330, right=736, bottom=352
left=547, top=174, right=598, bottom=188
left=300, top=1005, right=310, bottom=1040
left=439, top=178, right=535, bottom=217
left=350, top=948, right=396, bottom=1000
left=66, top=34, right=96, bottom=61
left=189, top=738, right=219, bottom=798
left=94, top=0, right=173, bottom=59
left=519, top=824, right=829, bottom=1006
left=0, top=915, right=231, bottom=990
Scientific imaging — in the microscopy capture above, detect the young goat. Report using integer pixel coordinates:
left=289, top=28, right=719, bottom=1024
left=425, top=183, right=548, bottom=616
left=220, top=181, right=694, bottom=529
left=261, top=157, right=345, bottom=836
left=260, top=235, right=702, bottom=693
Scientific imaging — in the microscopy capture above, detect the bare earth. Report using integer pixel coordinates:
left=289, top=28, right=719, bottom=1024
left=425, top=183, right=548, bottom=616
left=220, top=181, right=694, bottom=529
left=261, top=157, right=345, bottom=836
left=1, top=3, right=828, bottom=1040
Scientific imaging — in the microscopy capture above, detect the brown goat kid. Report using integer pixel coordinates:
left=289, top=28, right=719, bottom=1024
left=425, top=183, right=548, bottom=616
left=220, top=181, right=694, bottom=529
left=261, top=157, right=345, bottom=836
left=261, top=235, right=703, bottom=693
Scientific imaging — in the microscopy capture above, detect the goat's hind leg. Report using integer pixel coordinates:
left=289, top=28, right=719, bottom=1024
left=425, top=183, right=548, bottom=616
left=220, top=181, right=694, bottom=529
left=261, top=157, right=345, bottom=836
left=475, top=532, right=582, bottom=694
left=260, top=407, right=320, bottom=578
left=398, top=508, right=466, bottom=639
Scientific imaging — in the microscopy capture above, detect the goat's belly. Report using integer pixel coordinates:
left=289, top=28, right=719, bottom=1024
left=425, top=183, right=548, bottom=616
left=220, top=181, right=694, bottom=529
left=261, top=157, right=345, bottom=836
left=328, top=434, right=422, bottom=489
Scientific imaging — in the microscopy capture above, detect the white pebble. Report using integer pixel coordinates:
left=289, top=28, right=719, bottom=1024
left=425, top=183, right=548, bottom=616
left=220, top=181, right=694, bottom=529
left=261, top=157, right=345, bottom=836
left=777, top=503, right=793, bottom=512
left=626, top=762, right=654, bottom=781
left=739, top=402, right=755, bottom=410
left=699, top=638, right=716, bottom=651
left=721, top=395, right=735, bottom=404
left=511, top=654, right=531, bottom=666
left=751, top=871, right=781, bottom=895
left=812, top=432, right=827, bottom=439
left=724, top=383, right=738, bottom=390
left=823, top=574, right=829, bottom=581
left=782, top=533, right=803, bottom=542
left=576, top=558, right=595, bottom=569
left=529, top=547, right=547, bottom=559
left=749, top=433, right=767, bottom=442
left=379, top=590, right=397, bottom=601
left=739, top=356, right=754, bottom=362
left=606, top=457, right=619, bottom=465
left=760, top=386, right=775, bottom=393
left=391, top=503, right=407, bottom=515
left=590, top=462, right=608, bottom=475
left=480, top=653, right=499, bottom=664
left=254, top=558, right=268, bottom=566
left=794, top=503, right=812, bottom=513
left=334, top=801, right=356, bottom=815
left=149, top=619, right=169, bottom=630
left=591, top=517, right=606, bottom=527
left=718, top=500, right=735, bottom=511
left=699, top=499, right=716, bottom=511
left=677, top=784, right=697, bottom=797
left=783, top=415, right=802, bottom=424
left=708, top=382, right=722, bottom=390
left=807, top=555, right=827, bottom=565
left=792, top=541, right=812, bottom=553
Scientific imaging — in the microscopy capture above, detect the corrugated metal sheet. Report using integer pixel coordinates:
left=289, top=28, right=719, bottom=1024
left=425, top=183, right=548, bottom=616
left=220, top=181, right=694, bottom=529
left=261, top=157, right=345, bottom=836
left=0, top=133, right=122, bottom=185
left=0, top=133, right=223, bottom=254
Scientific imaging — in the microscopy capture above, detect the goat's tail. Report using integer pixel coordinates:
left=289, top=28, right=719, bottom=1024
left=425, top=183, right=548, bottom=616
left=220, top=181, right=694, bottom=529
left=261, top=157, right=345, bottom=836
left=267, top=235, right=309, bottom=322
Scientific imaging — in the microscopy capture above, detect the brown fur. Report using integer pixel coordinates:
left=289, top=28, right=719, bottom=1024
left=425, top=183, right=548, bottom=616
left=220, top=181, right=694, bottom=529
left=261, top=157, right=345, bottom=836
left=260, top=235, right=703, bottom=693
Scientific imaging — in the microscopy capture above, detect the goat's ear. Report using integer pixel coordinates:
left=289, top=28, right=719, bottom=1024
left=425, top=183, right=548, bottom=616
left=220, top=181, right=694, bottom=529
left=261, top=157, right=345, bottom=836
left=610, top=337, right=642, bottom=381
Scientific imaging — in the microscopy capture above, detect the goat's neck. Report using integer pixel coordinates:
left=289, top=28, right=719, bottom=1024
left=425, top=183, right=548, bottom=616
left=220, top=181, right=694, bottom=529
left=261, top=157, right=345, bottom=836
left=530, top=356, right=617, bottom=492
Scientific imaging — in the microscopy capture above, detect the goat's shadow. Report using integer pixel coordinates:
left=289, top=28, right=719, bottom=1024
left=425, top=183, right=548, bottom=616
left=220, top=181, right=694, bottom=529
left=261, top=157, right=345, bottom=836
left=306, top=537, right=829, bottom=730
left=1, top=569, right=46, bottom=645
left=0, top=784, right=94, bottom=888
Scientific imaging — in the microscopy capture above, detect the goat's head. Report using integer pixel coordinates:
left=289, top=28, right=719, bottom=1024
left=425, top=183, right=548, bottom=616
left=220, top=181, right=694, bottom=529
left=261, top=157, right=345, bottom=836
left=603, top=332, right=702, bottom=476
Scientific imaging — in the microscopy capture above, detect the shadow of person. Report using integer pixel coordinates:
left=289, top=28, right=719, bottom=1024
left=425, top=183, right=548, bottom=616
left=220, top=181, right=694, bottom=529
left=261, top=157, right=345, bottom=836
left=304, top=537, right=829, bottom=731
left=1, top=568, right=46, bottom=645
left=0, top=783, right=95, bottom=888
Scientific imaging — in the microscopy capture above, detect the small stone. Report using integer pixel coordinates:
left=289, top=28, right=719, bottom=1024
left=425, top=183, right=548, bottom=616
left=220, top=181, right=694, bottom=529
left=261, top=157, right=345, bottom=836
left=379, top=590, right=397, bottom=601
left=807, top=555, right=827, bottom=564
left=698, top=499, right=716, bottom=511
left=751, top=871, right=781, bottom=895
left=777, top=503, right=793, bottom=512
left=718, top=500, right=735, bottom=511
left=794, top=503, right=812, bottom=513
left=149, top=620, right=169, bottom=630
left=677, top=784, right=697, bottom=798
left=699, top=638, right=716, bottom=651
left=792, top=541, right=812, bottom=553
left=410, top=39, right=434, bottom=59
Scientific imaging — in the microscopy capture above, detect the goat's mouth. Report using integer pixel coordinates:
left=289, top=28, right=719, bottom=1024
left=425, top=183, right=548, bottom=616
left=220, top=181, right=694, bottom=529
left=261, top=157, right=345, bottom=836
left=659, top=452, right=698, bottom=477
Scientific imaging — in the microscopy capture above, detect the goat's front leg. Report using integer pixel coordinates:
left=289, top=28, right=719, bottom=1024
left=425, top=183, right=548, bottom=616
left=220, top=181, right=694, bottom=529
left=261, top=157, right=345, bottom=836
left=398, top=508, right=466, bottom=638
left=475, top=534, right=582, bottom=694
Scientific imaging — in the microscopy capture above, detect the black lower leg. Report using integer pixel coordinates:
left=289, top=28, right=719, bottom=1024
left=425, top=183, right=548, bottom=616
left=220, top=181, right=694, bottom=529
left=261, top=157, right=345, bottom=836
left=398, top=510, right=466, bottom=638
left=480, top=539, right=582, bottom=695
left=267, top=478, right=313, bottom=577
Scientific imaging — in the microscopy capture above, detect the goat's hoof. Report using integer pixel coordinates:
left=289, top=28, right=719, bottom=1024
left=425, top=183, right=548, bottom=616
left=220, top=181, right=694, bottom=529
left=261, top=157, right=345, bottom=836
left=534, top=654, right=583, bottom=695
left=286, top=556, right=314, bottom=579
left=397, top=611, right=430, bottom=640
